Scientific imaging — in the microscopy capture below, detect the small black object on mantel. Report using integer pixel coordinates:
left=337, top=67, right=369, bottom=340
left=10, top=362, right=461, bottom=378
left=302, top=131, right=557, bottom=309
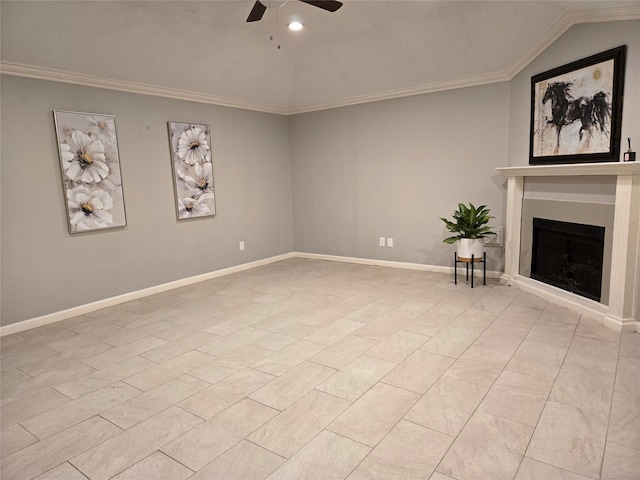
left=623, top=138, right=636, bottom=162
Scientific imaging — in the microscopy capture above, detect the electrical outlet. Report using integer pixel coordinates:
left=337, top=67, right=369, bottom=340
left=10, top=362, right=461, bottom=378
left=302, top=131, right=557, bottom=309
left=387, top=237, right=394, bottom=248
left=483, top=227, right=503, bottom=247
left=239, top=241, right=245, bottom=251
left=379, top=237, right=386, bottom=247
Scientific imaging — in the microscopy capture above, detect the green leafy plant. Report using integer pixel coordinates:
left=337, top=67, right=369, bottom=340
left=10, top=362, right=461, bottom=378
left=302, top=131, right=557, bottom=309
left=440, top=202, right=496, bottom=244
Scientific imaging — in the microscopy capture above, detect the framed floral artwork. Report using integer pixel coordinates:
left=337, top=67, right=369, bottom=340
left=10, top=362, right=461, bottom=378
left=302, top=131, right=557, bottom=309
left=529, top=45, right=626, bottom=165
left=168, top=121, right=216, bottom=220
left=54, top=111, right=127, bottom=233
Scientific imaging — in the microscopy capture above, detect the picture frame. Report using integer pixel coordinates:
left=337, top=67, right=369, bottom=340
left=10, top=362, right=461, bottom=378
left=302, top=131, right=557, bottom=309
left=167, top=121, right=216, bottom=220
left=54, top=110, right=127, bottom=233
left=529, top=45, right=626, bottom=165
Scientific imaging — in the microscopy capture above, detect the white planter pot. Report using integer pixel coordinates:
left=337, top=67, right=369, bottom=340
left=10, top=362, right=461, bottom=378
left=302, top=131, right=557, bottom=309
left=457, top=238, right=484, bottom=261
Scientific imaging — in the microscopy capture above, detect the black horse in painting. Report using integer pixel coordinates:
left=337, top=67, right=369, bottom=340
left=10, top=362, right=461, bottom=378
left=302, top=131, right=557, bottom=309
left=542, top=81, right=611, bottom=154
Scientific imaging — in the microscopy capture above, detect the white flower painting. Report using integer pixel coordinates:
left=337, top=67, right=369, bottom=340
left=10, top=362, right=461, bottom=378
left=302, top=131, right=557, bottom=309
left=168, top=122, right=215, bottom=220
left=54, top=111, right=127, bottom=233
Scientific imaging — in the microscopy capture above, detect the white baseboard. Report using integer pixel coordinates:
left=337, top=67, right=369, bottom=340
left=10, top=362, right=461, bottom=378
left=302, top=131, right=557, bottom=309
left=0, top=253, right=294, bottom=337
left=294, top=252, right=503, bottom=279
left=1, top=251, right=502, bottom=337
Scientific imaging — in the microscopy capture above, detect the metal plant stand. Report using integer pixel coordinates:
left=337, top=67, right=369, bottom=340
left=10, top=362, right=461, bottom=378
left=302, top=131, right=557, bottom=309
left=454, top=252, right=486, bottom=288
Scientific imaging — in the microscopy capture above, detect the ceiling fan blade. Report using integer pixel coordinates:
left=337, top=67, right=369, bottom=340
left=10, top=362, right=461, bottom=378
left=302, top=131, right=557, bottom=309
left=298, top=0, right=343, bottom=13
left=246, top=1, right=267, bottom=22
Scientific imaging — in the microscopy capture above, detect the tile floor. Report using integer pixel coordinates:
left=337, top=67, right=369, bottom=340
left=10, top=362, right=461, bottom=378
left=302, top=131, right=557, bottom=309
left=1, top=258, right=639, bottom=480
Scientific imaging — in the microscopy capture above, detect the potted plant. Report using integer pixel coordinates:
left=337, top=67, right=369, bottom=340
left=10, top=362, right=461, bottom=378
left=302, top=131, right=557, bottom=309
left=440, top=202, right=496, bottom=261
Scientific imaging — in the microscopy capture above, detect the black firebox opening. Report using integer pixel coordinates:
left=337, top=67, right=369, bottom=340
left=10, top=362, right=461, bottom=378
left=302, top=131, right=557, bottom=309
left=531, top=218, right=605, bottom=302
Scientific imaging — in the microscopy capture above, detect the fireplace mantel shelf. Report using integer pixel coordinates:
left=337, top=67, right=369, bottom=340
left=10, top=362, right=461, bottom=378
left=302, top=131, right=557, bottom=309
left=497, top=162, right=640, bottom=177
left=497, top=161, right=640, bottom=333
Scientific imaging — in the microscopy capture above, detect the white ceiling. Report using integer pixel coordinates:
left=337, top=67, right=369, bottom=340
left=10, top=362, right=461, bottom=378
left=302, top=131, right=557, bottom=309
left=1, top=1, right=639, bottom=114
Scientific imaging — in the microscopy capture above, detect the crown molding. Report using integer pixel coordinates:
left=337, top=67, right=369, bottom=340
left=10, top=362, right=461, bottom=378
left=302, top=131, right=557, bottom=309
left=1, top=7, right=638, bottom=116
left=0, top=62, right=289, bottom=116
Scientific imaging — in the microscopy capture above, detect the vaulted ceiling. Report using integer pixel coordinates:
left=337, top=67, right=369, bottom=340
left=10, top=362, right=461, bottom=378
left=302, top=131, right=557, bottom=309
left=1, top=1, right=639, bottom=114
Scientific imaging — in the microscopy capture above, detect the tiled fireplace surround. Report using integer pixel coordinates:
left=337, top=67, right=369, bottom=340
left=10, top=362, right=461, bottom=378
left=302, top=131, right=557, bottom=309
left=497, top=162, right=640, bottom=333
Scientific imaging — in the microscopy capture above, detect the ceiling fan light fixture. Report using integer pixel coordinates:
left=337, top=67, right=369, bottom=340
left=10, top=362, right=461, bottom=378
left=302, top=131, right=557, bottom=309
left=288, top=21, right=304, bottom=31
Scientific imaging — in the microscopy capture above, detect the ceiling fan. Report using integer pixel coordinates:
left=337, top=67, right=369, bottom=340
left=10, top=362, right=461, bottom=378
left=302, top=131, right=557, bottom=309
left=246, top=0, right=343, bottom=22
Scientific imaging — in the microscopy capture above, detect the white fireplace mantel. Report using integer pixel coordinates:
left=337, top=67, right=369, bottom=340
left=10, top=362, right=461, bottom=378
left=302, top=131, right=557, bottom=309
left=497, top=162, right=640, bottom=332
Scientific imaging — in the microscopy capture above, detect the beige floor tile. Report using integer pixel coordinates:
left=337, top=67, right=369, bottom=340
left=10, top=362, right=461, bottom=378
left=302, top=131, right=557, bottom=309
left=348, top=420, right=453, bottom=480
left=526, top=401, right=608, bottom=478
left=1, top=416, right=121, bottom=480
left=619, top=333, right=640, bottom=359
left=537, top=303, right=581, bottom=325
left=444, top=346, right=510, bottom=387
left=344, top=302, right=395, bottom=323
left=402, top=311, right=455, bottom=337
left=471, top=293, right=514, bottom=314
left=329, top=382, right=419, bottom=447
left=512, top=292, right=549, bottom=310
left=300, top=305, right=353, bottom=327
left=252, top=311, right=308, bottom=332
left=0, top=425, right=38, bottom=458
left=549, top=361, right=615, bottom=415
left=22, top=382, right=140, bottom=439
left=274, top=321, right=319, bottom=338
left=506, top=340, right=567, bottom=381
left=266, top=430, right=370, bottom=480
left=429, top=473, right=456, bottom=480
left=139, top=331, right=220, bottom=363
left=448, top=307, right=497, bottom=332
left=54, top=356, right=156, bottom=399
left=0, top=388, right=71, bottom=428
left=71, top=406, right=202, bottom=480
left=479, top=370, right=552, bottom=427
left=564, top=335, right=619, bottom=374
left=161, top=399, right=277, bottom=471
left=601, top=442, right=640, bottom=480
left=388, top=300, right=434, bottom=319
left=352, top=313, right=413, bottom=341
left=248, top=389, right=350, bottom=458
left=196, top=327, right=270, bottom=356
left=607, top=390, right=640, bottom=450
left=367, top=330, right=430, bottom=363
left=615, top=355, right=640, bottom=396
left=420, top=326, right=480, bottom=358
left=303, top=318, right=366, bottom=346
left=110, top=451, right=193, bottom=480
left=249, top=361, right=336, bottom=410
left=179, top=368, right=274, bottom=419
left=382, top=350, right=454, bottom=394
left=251, top=340, right=325, bottom=376
left=525, top=319, right=576, bottom=348
left=438, top=412, right=533, bottom=480
left=473, top=323, right=530, bottom=354
left=81, top=336, right=167, bottom=369
left=33, top=461, right=96, bottom=480
left=495, top=305, right=541, bottom=328
left=317, top=354, right=396, bottom=400
left=123, top=350, right=214, bottom=391
left=189, top=440, right=284, bottom=480
left=250, top=332, right=297, bottom=351
left=404, top=375, right=487, bottom=436
left=204, top=311, right=268, bottom=336
left=575, top=316, right=621, bottom=343
left=0, top=368, right=30, bottom=389
left=0, top=346, right=59, bottom=372
left=101, top=320, right=174, bottom=347
left=101, top=375, right=210, bottom=428
left=1, top=362, right=95, bottom=406
left=515, top=458, right=592, bottom=480
left=309, top=335, right=379, bottom=369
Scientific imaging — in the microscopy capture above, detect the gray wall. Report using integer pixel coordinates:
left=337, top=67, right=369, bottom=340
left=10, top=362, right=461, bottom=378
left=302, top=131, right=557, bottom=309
left=290, top=83, right=509, bottom=270
left=508, top=20, right=640, bottom=166
left=1, top=76, right=293, bottom=326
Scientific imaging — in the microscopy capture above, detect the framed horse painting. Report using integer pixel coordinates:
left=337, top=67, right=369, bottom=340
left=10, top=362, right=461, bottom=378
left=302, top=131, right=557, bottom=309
left=529, top=45, right=626, bottom=165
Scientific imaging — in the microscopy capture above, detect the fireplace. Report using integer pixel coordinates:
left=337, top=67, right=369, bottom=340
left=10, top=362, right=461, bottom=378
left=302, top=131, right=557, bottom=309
left=531, top=218, right=605, bottom=302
